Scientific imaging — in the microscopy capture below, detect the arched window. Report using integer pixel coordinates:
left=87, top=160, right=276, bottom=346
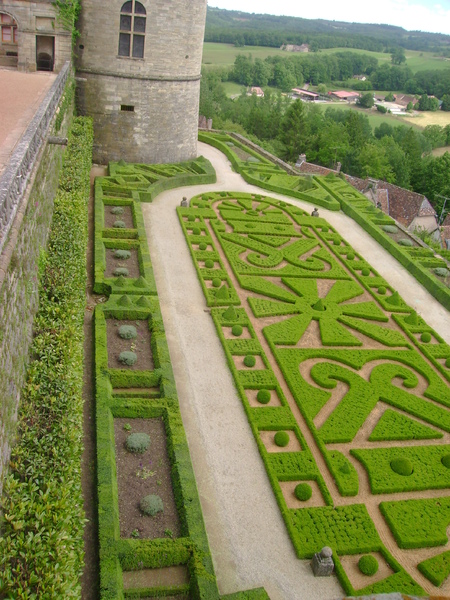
left=118, top=0, right=146, bottom=59
left=1, top=13, right=18, bottom=45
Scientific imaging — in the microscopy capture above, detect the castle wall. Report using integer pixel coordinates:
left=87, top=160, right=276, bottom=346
left=76, top=0, right=207, bottom=164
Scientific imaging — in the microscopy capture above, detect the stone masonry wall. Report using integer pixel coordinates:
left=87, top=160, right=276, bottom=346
left=76, top=0, right=206, bottom=164
left=0, top=94, right=73, bottom=494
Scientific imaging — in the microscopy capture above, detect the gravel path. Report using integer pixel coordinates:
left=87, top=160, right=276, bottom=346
left=142, top=142, right=450, bottom=600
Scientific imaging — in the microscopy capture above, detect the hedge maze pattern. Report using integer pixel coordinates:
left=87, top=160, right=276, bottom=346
left=178, top=190, right=450, bottom=597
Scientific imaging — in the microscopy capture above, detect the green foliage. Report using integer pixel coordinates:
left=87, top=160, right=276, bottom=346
left=434, top=267, right=449, bottom=277
left=257, top=389, right=271, bottom=404
left=0, top=117, right=93, bottom=597
left=369, top=409, right=443, bottom=441
left=232, top=324, right=243, bottom=336
left=390, top=458, right=413, bottom=476
left=114, top=220, right=126, bottom=228
left=119, top=351, right=137, bottom=366
left=118, top=325, right=137, bottom=339
left=111, top=206, right=124, bottom=215
left=139, top=494, right=164, bottom=516
left=126, top=433, right=151, bottom=453
left=114, top=267, right=129, bottom=277
left=294, top=483, right=312, bottom=501
left=274, top=430, right=290, bottom=447
left=358, top=555, right=379, bottom=576
left=244, top=354, right=256, bottom=367
left=418, top=551, right=450, bottom=586
left=398, top=238, right=413, bottom=247
left=114, top=249, right=131, bottom=259
left=382, top=225, right=398, bottom=233
left=380, top=497, right=450, bottom=549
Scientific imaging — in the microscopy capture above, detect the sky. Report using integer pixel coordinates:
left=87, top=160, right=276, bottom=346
left=208, top=0, right=450, bottom=36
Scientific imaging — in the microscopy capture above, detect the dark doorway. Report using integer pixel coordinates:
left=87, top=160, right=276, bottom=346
left=36, top=35, right=54, bottom=71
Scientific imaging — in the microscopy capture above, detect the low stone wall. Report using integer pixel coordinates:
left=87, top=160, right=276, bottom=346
left=0, top=77, right=74, bottom=494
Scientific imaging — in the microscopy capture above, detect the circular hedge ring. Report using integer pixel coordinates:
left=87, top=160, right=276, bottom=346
left=274, top=431, right=290, bottom=447
left=257, top=389, right=271, bottom=404
left=441, top=454, right=450, bottom=469
left=358, top=555, right=379, bottom=576
left=390, top=458, right=413, bottom=476
left=294, top=483, right=312, bottom=501
left=243, top=355, right=256, bottom=368
left=231, top=324, right=243, bottom=336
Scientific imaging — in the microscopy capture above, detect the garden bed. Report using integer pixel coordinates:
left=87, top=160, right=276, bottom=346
left=106, top=318, right=154, bottom=370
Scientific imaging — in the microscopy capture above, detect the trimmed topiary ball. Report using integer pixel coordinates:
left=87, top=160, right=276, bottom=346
left=361, top=268, right=371, bottom=276
left=294, top=483, right=312, bottom=501
left=114, top=267, right=129, bottom=277
left=114, top=220, right=126, bottom=228
left=433, top=267, right=449, bottom=278
left=274, top=431, right=290, bottom=447
left=187, top=215, right=196, bottom=222
left=358, top=555, right=379, bottom=576
left=421, top=332, right=432, bottom=343
left=114, top=249, right=131, bottom=260
left=321, top=226, right=329, bottom=233
left=244, top=355, right=256, bottom=368
left=139, top=494, right=163, bottom=516
left=126, top=432, right=150, bottom=453
left=111, top=206, right=124, bottom=215
left=204, top=259, right=215, bottom=269
left=398, top=238, right=413, bottom=247
left=257, top=389, right=271, bottom=404
left=390, top=458, right=413, bottom=476
left=446, top=358, right=450, bottom=368
left=378, top=286, right=386, bottom=295
left=212, top=278, right=222, bottom=288
left=232, top=324, right=243, bottom=336
left=441, top=454, right=450, bottom=468
left=118, top=325, right=137, bottom=339
left=346, top=251, right=355, bottom=260
left=333, top=237, right=341, bottom=245
left=198, top=242, right=207, bottom=251
left=118, top=351, right=137, bottom=366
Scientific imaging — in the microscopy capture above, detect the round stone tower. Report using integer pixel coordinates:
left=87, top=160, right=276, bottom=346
left=76, top=0, right=207, bottom=165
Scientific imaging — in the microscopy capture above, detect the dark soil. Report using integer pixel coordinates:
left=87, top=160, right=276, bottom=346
left=106, top=319, right=154, bottom=370
left=104, top=204, right=134, bottom=229
left=114, top=417, right=181, bottom=540
left=104, top=247, right=141, bottom=278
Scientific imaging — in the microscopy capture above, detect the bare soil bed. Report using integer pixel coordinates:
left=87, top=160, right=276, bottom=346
left=106, top=318, right=154, bottom=370
left=104, top=247, right=141, bottom=279
left=104, top=204, right=135, bottom=229
left=114, top=417, right=181, bottom=540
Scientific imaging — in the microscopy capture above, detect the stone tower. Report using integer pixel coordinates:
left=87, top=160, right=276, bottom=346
left=76, top=0, right=207, bottom=165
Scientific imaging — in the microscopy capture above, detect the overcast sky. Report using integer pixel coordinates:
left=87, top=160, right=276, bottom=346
left=208, top=0, right=450, bottom=36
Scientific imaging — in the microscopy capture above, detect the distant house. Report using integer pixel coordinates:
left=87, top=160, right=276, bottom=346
left=353, top=75, right=367, bottom=81
left=281, top=43, right=309, bottom=53
left=248, top=86, right=264, bottom=98
left=329, top=90, right=360, bottom=102
left=291, top=88, right=319, bottom=101
left=393, top=94, right=418, bottom=108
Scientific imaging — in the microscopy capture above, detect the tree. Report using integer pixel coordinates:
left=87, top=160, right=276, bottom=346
left=357, top=92, right=374, bottom=108
left=385, top=91, right=395, bottom=102
left=417, top=94, right=439, bottom=112
left=357, top=143, right=395, bottom=182
left=391, top=47, right=406, bottom=65
left=279, top=100, right=310, bottom=162
left=441, top=94, right=450, bottom=111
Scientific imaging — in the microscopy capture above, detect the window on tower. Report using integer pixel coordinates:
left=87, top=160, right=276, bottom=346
left=118, top=0, right=146, bottom=59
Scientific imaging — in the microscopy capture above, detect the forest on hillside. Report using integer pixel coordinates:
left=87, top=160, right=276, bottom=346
left=205, top=7, right=450, bottom=54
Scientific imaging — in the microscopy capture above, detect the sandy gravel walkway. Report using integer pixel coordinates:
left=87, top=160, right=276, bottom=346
left=142, top=142, right=450, bottom=600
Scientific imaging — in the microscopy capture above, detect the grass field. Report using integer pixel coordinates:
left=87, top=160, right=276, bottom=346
left=402, top=111, right=450, bottom=128
left=202, top=43, right=450, bottom=75
left=432, top=145, right=450, bottom=156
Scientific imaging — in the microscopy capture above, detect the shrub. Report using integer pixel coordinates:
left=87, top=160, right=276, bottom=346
left=390, top=458, right=413, bottom=476
left=378, top=286, right=386, bottom=295
left=361, top=268, right=370, bottom=276
left=199, top=242, right=207, bottom=250
left=274, top=431, right=290, bottom=447
left=294, top=483, right=312, bottom=501
left=441, top=454, right=450, bottom=468
left=126, top=432, right=150, bottom=453
left=188, top=215, right=196, bottom=222
left=114, top=267, right=129, bottom=277
left=118, top=351, right=137, bottom=366
left=114, top=249, right=131, bottom=260
left=140, top=494, right=163, bottom=516
left=346, top=251, right=355, bottom=260
left=257, top=389, right=271, bottom=404
left=382, top=225, right=398, bottom=233
left=111, top=206, right=124, bottom=215
left=421, top=332, right=432, bottom=343
left=212, top=278, right=222, bottom=288
left=192, top=227, right=201, bottom=235
left=114, top=220, right=126, bottom=228
left=398, top=238, right=413, bottom=247
left=358, top=554, right=379, bottom=576
left=434, top=267, right=449, bottom=278
left=247, top=156, right=260, bottom=163
left=232, top=324, right=243, bottom=336
left=204, top=259, right=215, bottom=268
left=244, top=355, right=256, bottom=368
left=321, top=226, right=329, bottom=232
left=118, top=325, right=137, bottom=339
left=446, top=358, right=450, bottom=368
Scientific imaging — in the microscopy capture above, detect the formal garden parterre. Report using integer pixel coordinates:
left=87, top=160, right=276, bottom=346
left=177, top=187, right=450, bottom=597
